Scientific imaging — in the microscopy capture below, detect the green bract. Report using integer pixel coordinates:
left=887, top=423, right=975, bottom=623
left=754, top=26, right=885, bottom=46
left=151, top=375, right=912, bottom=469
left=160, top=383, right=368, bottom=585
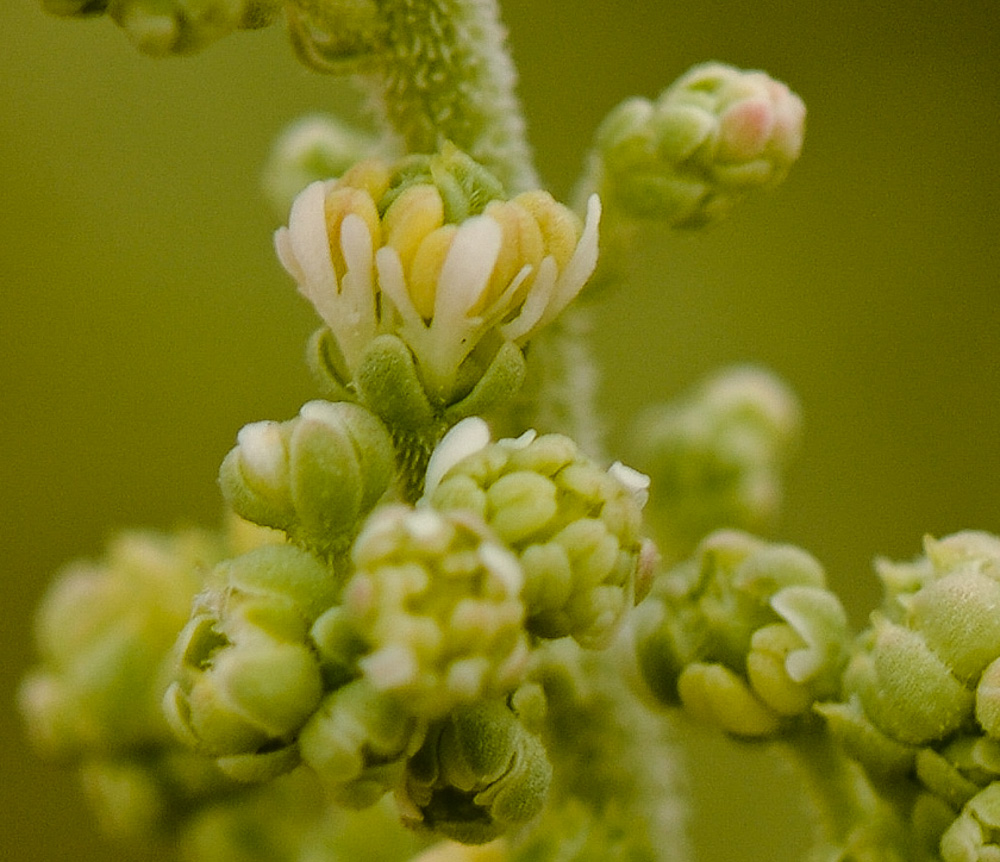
left=399, top=700, right=551, bottom=844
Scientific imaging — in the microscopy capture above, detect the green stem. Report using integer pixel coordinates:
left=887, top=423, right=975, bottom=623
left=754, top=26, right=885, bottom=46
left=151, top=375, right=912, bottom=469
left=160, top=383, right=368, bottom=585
left=374, top=0, right=538, bottom=193
left=777, top=730, right=917, bottom=861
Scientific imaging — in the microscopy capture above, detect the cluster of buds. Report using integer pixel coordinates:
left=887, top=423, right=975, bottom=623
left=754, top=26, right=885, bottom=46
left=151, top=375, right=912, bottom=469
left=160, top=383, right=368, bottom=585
left=275, top=146, right=600, bottom=419
left=342, top=504, right=530, bottom=719
left=218, top=400, right=396, bottom=559
left=594, top=62, right=805, bottom=228
left=817, top=532, right=1000, bottom=859
left=631, top=365, right=801, bottom=561
left=41, top=0, right=283, bottom=56
left=634, top=529, right=850, bottom=737
left=16, top=528, right=262, bottom=842
left=426, top=420, right=655, bottom=647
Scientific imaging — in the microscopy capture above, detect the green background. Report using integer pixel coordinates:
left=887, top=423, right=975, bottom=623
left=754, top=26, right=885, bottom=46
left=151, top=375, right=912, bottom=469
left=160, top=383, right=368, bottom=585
left=2, top=0, right=998, bottom=859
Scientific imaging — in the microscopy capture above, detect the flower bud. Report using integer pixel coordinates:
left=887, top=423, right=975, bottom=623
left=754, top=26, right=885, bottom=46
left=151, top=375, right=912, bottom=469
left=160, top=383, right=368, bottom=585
left=940, top=782, right=1000, bottom=862
left=400, top=701, right=551, bottom=844
left=632, top=365, right=801, bottom=559
left=298, top=678, right=422, bottom=809
left=595, top=63, right=805, bottom=228
left=163, top=544, right=335, bottom=774
left=344, top=505, right=529, bottom=718
left=634, top=530, right=849, bottom=737
left=263, top=114, right=381, bottom=217
left=428, top=427, right=650, bottom=647
left=219, top=400, right=396, bottom=557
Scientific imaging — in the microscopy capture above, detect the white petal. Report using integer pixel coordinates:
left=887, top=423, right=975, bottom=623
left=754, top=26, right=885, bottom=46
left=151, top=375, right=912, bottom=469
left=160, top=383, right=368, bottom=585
left=534, top=193, right=602, bottom=331
left=336, top=213, right=378, bottom=368
left=375, top=246, right=424, bottom=331
left=609, top=460, right=651, bottom=509
left=423, top=416, right=491, bottom=498
left=434, top=215, right=503, bottom=331
left=500, top=256, right=557, bottom=342
left=282, top=180, right=341, bottom=328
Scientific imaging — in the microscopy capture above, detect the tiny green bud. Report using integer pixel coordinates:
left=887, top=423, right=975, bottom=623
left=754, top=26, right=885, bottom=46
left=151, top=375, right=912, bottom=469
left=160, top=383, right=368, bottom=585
left=344, top=505, right=529, bottom=718
left=847, top=617, right=974, bottom=746
left=940, top=782, right=1000, bottom=862
left=400, top=701, right=551, bottom=844
left=298, top=678, right=422, bottom=808
left=49, top=0, right=284, bottom=56
left=18, top=529, right=225, bottom=759
left=284, top=0, right=387, bottom=74
left=263, top=114, right=382, bottom=220
left=634, top=530, right=849, bottom=735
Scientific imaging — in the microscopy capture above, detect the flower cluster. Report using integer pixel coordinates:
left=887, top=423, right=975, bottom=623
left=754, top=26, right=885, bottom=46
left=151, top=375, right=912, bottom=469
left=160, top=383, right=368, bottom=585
left=818, top=532, right=1000, bottom=859
left=275, top=147, right=600, bottom=412
left=595, top=61, right=805, bottom=228
left=427, top=421, right=655, bottom=647
left=635, top=529, right=850, bottom=737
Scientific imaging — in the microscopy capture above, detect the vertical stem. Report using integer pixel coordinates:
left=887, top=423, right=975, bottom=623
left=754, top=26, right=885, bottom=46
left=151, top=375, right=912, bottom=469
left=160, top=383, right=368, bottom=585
left=375, top=0, right=538, bottom=193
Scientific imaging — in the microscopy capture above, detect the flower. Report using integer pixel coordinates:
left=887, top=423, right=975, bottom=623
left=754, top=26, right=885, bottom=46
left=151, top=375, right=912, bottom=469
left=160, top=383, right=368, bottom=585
left=274, top=149, right=601, bottom=406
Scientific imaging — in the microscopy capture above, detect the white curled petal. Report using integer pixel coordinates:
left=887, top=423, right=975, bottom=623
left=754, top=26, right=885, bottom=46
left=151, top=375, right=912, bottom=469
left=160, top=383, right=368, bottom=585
left=609, top=461, right=651, bottom=509
left=336, top=214, right=378, bottom=367
left=434, top=215, right=503, bottom=330
left=423, top=416, right=492, bottom=499
left=375, top=246, right=424, bottom=331
left=534, top=193, right=601, bottom=331
left=280, top=180, right=341, bottom=328
left=500, top=256, right=557, bottom=342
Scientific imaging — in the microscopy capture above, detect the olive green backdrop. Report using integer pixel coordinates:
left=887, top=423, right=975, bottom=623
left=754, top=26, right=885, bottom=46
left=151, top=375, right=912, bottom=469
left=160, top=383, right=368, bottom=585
left=3, top=1, right=998, bottom=859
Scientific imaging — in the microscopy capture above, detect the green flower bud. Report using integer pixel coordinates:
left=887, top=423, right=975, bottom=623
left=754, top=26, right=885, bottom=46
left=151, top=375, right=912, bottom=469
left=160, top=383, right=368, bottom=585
left=298, top=678, right=422, bottom=809
left=634, top=530, right=849, bottom=736
left=940, top=782, right=1000, bottom=862
left=285, top=0, right=387, bottom=74
left=45, top=0, right=283, bottom=56
left=219, top=400, right=396, bottom=558
left=844, top=617, right=974, bottom=747
left=632, top=365, right=801, bottom=560
left=400, top=701, right=551, bottom=844
left=163, top=544, right=335, bottom=772
left=595, top=62, right=805, bottom=227
left=263, top=114, right=382, bottom=217
left=344, top=504, right=529, bottom=718
left=18, top=528, right=225, bottom=759
left=427, top=422, right=651, bottom=647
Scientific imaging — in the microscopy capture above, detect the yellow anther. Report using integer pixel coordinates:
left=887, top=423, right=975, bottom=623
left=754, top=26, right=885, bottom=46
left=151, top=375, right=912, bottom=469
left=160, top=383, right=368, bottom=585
left=480, top=199, right=545, bottom=313
left=383, top=184, right=446, bottom=276
left=336, top=158, right=392, bottom=203
left=408, top=225, right=457, bottom=322
left=512, top=190, right=582, bottom=271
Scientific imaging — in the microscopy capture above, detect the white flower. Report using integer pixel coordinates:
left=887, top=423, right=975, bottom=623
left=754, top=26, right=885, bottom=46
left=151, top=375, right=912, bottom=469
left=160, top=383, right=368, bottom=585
left=274, top=157, right=601, bottom=404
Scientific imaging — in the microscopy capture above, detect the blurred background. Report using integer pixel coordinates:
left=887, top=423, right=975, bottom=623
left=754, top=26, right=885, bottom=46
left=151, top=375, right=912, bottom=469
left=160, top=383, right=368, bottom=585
left=2, top=0, right=998, bottom=858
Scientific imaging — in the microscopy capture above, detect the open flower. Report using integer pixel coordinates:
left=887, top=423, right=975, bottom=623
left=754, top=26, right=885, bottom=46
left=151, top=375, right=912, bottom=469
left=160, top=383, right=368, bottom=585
left=274, top=151, right=601, bottom=405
